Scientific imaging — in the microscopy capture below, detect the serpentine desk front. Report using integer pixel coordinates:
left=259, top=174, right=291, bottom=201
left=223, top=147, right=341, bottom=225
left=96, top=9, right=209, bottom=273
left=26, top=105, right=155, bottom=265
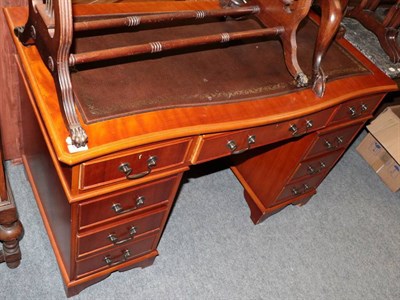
left=4, top=2, right=397, bottom=297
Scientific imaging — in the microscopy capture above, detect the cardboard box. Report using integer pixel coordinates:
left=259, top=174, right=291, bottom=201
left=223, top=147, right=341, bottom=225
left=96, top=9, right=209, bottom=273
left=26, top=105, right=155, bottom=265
left=367, top=105, right=400, bottom=164
left=356, top=105, right=400, bottom=192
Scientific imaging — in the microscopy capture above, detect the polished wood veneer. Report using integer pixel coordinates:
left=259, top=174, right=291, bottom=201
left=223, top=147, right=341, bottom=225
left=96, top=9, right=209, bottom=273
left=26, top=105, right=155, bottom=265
left=4, top=1, right=397, bottom=297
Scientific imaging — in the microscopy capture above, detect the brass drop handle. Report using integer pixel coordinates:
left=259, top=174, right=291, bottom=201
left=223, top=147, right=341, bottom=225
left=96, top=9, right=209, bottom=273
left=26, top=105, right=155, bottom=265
left=349, top=106, right=357, bottom=117
left=289, top=120, right=313, bottom=137
left=325, top=140, right=333, bottom=149
left=111, top=196, right=145, bottom=215
left=104, top=249, right=131, bottom=267
left=325, top=136, right=344, bottom=150
left=307, top=161, right=326, bottom=175
left=108, top=226, right=137, bottom=245
left=119, top=156, right=157, bottom=180
left=289, top=124, right=298, bottom=136
left=348, top=103, right=368, bottom=118
left=360, top=103, right=368, bottom=112
left=226, top=135, right=256, bottom=155
left=292, top=184, right=310, bottom=196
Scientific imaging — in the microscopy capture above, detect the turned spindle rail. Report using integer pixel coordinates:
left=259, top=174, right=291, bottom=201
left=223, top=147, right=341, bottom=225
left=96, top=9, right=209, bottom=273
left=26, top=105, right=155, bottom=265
left=69, top=27, right=284, bottom=66
left=74, top=6, right=261, bottom=31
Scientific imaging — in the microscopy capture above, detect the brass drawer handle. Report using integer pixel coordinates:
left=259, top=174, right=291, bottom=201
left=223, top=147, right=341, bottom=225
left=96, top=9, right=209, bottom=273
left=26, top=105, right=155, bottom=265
left=289, top=120, right=313, bottom=137
left=119, top=156, right=157, bottom=180
left=226, top=135, right=256, bottom=155
left=104, top=249, right=131, bottom=267
left=111, top=196, right=145, bottom=215
left=108, top=226, right=137, bottom=245
left=307, top=161, right=326, bottom=175
left=324, top=136, right=344, bottom=150
left=307, top=162, right=326, bottom=175
left=292, top=184, right=310, bottom=196
left=348, top=103, right=368, bottom=118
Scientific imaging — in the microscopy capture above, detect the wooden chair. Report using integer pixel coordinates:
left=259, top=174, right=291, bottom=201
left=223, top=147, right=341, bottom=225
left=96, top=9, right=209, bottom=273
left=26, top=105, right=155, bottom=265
left=15, top=0, right=343, bottom=148
left=346, top=0, right=400, bottom=63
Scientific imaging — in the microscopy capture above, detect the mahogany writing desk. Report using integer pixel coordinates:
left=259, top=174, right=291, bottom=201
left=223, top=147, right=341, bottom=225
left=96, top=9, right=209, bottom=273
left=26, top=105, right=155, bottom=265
left=4, top=1, right=397, bottom=297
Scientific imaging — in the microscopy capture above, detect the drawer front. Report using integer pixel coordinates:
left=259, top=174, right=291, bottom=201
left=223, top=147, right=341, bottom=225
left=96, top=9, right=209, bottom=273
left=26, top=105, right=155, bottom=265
left=76, top=234, right=157, bottom=277
left=77, top=208, right=166, bottom=257
left=329, top=95, right=381, bottom=124
left=79, top=175, right=180, bottom=229
left=193, top=108, right=334, bottom=164
left=80, top=138, right=192, bottom=190
left=304, top=122, right=364, bottom=159
left=289, top=150, right=343, bottom=182
left=274, top=174, right=324, bottom=205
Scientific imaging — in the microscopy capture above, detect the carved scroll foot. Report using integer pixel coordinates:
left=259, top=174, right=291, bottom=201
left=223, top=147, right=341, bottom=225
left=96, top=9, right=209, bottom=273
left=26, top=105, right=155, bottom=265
left=69, top=125, right=88, bottom=148
left=312, top=67, right=327, bottom=98
left=295, top=72, right=309, bottom=87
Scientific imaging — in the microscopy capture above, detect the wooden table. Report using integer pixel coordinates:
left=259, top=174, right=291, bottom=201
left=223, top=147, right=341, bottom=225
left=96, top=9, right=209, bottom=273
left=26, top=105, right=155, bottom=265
left=4, top=1, right=397, bottom=297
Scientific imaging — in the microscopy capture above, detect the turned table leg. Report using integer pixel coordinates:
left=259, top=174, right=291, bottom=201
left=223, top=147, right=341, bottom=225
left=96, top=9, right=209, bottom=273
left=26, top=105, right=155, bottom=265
left=0, top=131, right=23, bottom=268
left=0, top=220, right=23, bottom=268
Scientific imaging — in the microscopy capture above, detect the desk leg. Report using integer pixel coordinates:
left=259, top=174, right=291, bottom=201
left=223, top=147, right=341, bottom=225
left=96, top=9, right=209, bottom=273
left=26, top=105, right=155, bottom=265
left=0, top=130, right=24, bottom=268
left=0, top=187, right=24, bottom=268
left=231, top=134, right=317, bottom=224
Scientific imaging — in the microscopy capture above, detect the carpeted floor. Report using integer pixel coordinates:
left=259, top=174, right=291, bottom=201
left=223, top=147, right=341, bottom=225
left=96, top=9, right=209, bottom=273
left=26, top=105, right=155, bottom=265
left=1, top=130, right=399, bottom=300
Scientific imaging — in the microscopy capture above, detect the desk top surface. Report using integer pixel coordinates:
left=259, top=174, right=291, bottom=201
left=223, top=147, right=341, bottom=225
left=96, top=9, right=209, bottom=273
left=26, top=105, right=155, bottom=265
left=4, top=1, right=397, bottom=165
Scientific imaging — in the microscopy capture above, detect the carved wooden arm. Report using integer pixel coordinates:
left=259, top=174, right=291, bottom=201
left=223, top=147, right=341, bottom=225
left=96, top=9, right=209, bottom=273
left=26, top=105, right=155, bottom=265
left=15, top=0, right=88, bottom=147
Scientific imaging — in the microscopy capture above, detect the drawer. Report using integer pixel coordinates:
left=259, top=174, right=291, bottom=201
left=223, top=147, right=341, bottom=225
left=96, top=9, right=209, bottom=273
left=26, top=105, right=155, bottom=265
left=78, top=175, right=180, bottom=229
left=289, top=150, right=343, bottom=182
left=80, top=138, right=192, bottom=190
left=303, top=122, right=364, bottom=159
left=192, top=107, right=334, bottom=164
left=329, top=95, right=381, bottom=124
left=274, top=174, right=324, bottom=205
left=76, top=234, right=157, bottom=277
left=77, top=208, right=166, bottom=257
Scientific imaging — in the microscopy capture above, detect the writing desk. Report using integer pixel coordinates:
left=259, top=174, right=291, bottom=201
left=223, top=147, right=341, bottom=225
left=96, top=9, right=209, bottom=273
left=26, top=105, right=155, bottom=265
left=4, top=1, right=397, bottom=297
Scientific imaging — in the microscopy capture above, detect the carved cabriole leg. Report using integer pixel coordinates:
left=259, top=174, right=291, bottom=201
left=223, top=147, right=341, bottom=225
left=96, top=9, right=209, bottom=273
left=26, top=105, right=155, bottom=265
left=280, top=29, right=309, bottom=87
left=249, top=0, right=312, bottom=88
left=312, top=0, right=343, bottom=97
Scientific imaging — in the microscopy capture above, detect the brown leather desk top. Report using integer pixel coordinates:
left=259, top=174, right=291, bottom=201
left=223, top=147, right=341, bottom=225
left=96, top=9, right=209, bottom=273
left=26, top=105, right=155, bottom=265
left=71, top=17, right=367, bottom=124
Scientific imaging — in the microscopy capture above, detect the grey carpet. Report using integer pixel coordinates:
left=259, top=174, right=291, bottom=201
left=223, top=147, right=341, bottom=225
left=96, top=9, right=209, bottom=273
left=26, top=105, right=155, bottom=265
left=0, top=130, right=399, bottom=300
